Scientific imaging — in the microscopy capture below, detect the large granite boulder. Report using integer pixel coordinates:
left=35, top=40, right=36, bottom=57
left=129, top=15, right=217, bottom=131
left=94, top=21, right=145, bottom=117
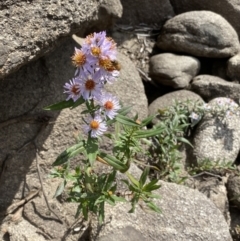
left=149, top=53, right=200, bottom=88
left=116, top=0, right=174, bottom=25
left=192, top=97, right=240, bottom=165
left=227, top=53, right=240, bottom=82
left=157, top=11, right=240, bottom=58
left=0, top=0, right=123, bottom=79
left=91, top=180, right=232, bottom=241
left=170, top=0, right=240, bottom=38
left=190, top=75, right=240, bottom=103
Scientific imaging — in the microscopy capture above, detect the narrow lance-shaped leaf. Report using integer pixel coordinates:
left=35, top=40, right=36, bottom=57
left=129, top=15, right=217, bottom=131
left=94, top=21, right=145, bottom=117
left=126, top=172, right=140, bottom=189
left=140, top=115, right=155, bottom=127
left=143, top=179, right=160, bottom=192
left=116, top=114, right=140, bottom=127
left=106, top=106, right=132, bottom=125
left=176, top=137, right=193, bottom=147
left=134, top=127, right=164, bottom=139
left=103, top=170, right=117, bottom=192
left=53, top=180, right=66, bottom=198
left=139, top=167, right=149, bottom=188
left=98, top=202, right=105, bottom=225
left=53, top=141, right=85, bottom=166
left=71, top=96, right=85, bottom=109
left=146, top=201, right=161, bottom=213
left=86, top=136, right=98, bottom=166
left=44, top=99, right=75, bottom=111
left=118, top=105, right=132, bottom=116
left=111, top=195, right=127, bottom=202
left=98, top=151, right=129, bottom=173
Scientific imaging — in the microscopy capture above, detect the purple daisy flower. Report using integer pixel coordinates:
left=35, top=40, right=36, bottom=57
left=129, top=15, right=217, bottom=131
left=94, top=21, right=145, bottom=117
left=83, top=31, right=117, bottom=61
left=63, top=78, right=81, bottom=102
left=85, top=31, right=106, bottom=47
left=96, top=57, right=120, bottom=83
left=98, top=92, right=121, bottom=119
left=72, top=47, right=97, bottom=76
left=78, top=71, right=103, bottom=100
left=101, top=37, right=117, bottom=60
left=83, top=114, right=107, bottom=138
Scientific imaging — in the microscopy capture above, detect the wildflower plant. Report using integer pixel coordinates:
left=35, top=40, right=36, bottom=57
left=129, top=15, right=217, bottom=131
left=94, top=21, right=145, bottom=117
left=45, top=31, right=162, bottom=223
left=150, top=98, right=240, bottom=183
left=44, top=31, right=239, bottom=223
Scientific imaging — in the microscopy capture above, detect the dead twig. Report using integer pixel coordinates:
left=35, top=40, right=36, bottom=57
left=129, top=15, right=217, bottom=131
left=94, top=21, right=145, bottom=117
left=137, top=67, right=151, bottom=81
left=34, top=142, right=65, bottom=225
left=191, top=171, right=222, bottom=180
left=5, top=189, right=40, bottom=215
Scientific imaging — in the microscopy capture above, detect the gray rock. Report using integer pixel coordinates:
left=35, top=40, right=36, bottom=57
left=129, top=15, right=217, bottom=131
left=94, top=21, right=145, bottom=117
left=190, top=75, right=240, bottom=103
left=0, top=0, right=123, bottom=79
left=194, top=176, right=230, bottom=224
left=149, top=53, right=200, bottom=88
left=192, top=97, right=240, bottom=165
left=97, top=226, right=144, bottom=241
left=227, top=174, right=240, bottom=210
left=116, top=0, right=174, bottom=25
left=157, top=11, right=240, bottom=58
left=148, top=90, right=204, bottom=124
left=227, top=53, right=240, bottom=82
left=4, top=219, right=46, bottom=241
left=229, top=207, right=240, bottom=240
left=91, top=180, right=232, bottom=241
left=170, top=0, right=240, bottom=38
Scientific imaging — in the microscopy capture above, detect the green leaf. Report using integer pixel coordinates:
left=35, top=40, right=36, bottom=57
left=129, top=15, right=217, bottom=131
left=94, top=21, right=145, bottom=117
left=53, top=180, right=66, bottom=198
left=118, top=106, right=132, bottom=116
left=143, top=179, right=160, bottom=192
left=98, top=151, right=129, bottom=173
left=116, top=114, right=140, bottom=127
left=86, top=136, right=98, bottom=166
left=94, top=196, right=105, bottom=205
left=82, top=202, right=89, bottom=220
left=139, top=167, right=149, bottom=188
left=176, top=137, right=193, bottom=147
left=71, top=96, right=85, bottom=109
left=105, top=196, right=115, bottom=206
left=147, top=184, right=161, bottom=192
left=111, top=195, right=127, bottom=202
left=53, top=142, right=85, bottom=166
left=146, top=202, right=161, bottom=213
left=126, top=172, right=140, bottom=189
left=98, top=202, right=105, bottom=224
left=128, top=196, right=138, bottom=213
left=72, top=185, right=81, bottom=193
left=140, top=115, right=155, bottom=127
left=44, top=99, right=75, bottom=111
left=103, top=171, right=116, bottom=191
left=134, top=127, right=164, bottom=138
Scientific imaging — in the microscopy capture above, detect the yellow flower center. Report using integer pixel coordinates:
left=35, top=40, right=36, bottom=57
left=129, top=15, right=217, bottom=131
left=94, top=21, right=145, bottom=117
left=104, top=101, right=114, bottom=110
left=99, top=58, right=113, bottom=71
left=90, top=120, right=99, bottom=130
left=99, top=58, right=121, bottom=72
left=85, top=79, right=95, bottom=90
left=91, top=47, right=101, bottom=57
left=71, top=51, right=86, bottom=67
